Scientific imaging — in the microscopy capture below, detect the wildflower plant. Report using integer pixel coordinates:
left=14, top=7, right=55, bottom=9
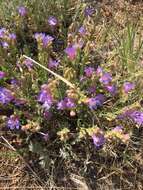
left=0, top=1, right=143, bottom=184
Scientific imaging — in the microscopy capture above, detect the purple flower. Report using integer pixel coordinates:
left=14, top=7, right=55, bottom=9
left=18, top=6, right=27, bottom=16
left=1, top=41, right=9, bottom=49
left=80, top=76, right=86, bottom=82
left=99, top=73, right=112, bottom=85
left=42, top=35, right=54, bottom=47
left=105, top=84, right=117, bottom=95
left=112, top=125, right=123, bottom=132
left=84, top=7, right=95, bottom=17
left=34, top=33, right=54, bottom=48
left=84, top=67, right=94, bottom=77
left=78, top=26, right=86, bottom=35
left=118, top=110, right=143, bottom=126
left=65, top=46, right=77, bottom=60
left=48, top=16, right=58, bottom=26
left=0, top=71, right=6, bottom=79
left=0, top=87, right=14, bottom=104
left=88, top=94, right=106, bottom=110
left=23, top=59, right=33, bottom=70
left=9, top=33, right=16, bottom=40
left=10, top=78, right=19, bottom=86
left=57, top=97, right=76, bottom=110
left=96, top=66, right=103, bottom=76
left=57, top=99, right=66, bottom=110
left=0, top=28, right=6, bottom=38
left=34, top=32, right=45, bottom=41
left=128, top=110, right=143, bottom=126
left=7, top=115, right=20, bottom=130
left=123, top=82, right=135, bottom=93
left=42, top=101, right=53, bottom=110
left=92, top=133, right=105, bottom=147
left=48, top=58, right=59, bottom=69
left=66, top=97, right=76, bottom=109
left=38, top=87, right=53, bottom=110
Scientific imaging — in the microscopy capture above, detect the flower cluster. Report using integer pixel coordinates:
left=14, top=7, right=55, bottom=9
left=0, top=2, right=140, bottom=156
left=0, top=87, right=14, bottom=104
left=87, top=94, right=106, bottom=110
left=122, top=110, right=143, bottom=126
left=0, top=28, right=16, bottom=49
left=38, top=84, right=53, bottom=110
left=57, top=97, right=76, bottom=110
left=34, top=33, right=54, bottom=48
left=7, top=115, right=20, bottom=130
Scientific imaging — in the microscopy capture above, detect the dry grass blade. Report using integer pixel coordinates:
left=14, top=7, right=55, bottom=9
left=23, top=55, right=75, bottom=89
left=70, top=174, right=91, bottom=190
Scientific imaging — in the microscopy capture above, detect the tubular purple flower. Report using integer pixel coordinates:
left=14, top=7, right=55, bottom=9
left=0, top=28, right=6, bottom=38
left=84, top=7, right=95, bottom=17
left=0, top=71, right=6, bottom=79
left=118, top=110, right=143, bottom=126
left=42, top=100, right=53, bottom=110
left=57, top=97, right=76, bottom=110
left=48, top=58, right=59, bottom=69
left=65, top=45, right=77, bottom=60
left=10, top=78, right=19, bottom=86
left=66, top=97, right=76, bottom=109
left=105, top=84, right=117, bottom=95
left=48, top=16, right=58, bottom=26
left=0, top=87, right=14, bottom=104
left=18, top=6, right=27, bottom=16
left=123, top=82, right=135, bottom=93
left=128, top=110, right=143, bottom=126
left=42, top=35, right=54, bottom=47
left=23, top=59, right=33, bottom=70
left=84, top=67, right=94, bottom=77
left=96, top=66, right=103, bottom=76
left=34, top=33, right=54, bottom=48
left=78, top=26, right=86, bottom=35
left=112, top=125, right=123, bottom=132
left=80, top=76, right=86, bottom=82
left=99, top=72, right=112, bottom=85
left=38, top=86, right=53, bottom=110
left=7, top=115, right=20, bottom=130
left=1, top=41, right=9, bottom=49
left=88, top=94, right=106, bottom=110
left=9, top=33, right=16, bottom=40
left=57, top=99, right=67, bottom=110
left=34, top=33, right=45, bottom=41
left=92, top=133, right=105, bottom=147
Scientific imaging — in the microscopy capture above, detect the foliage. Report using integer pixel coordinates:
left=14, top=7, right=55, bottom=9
left=0, top=0, right=143, bottom=189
